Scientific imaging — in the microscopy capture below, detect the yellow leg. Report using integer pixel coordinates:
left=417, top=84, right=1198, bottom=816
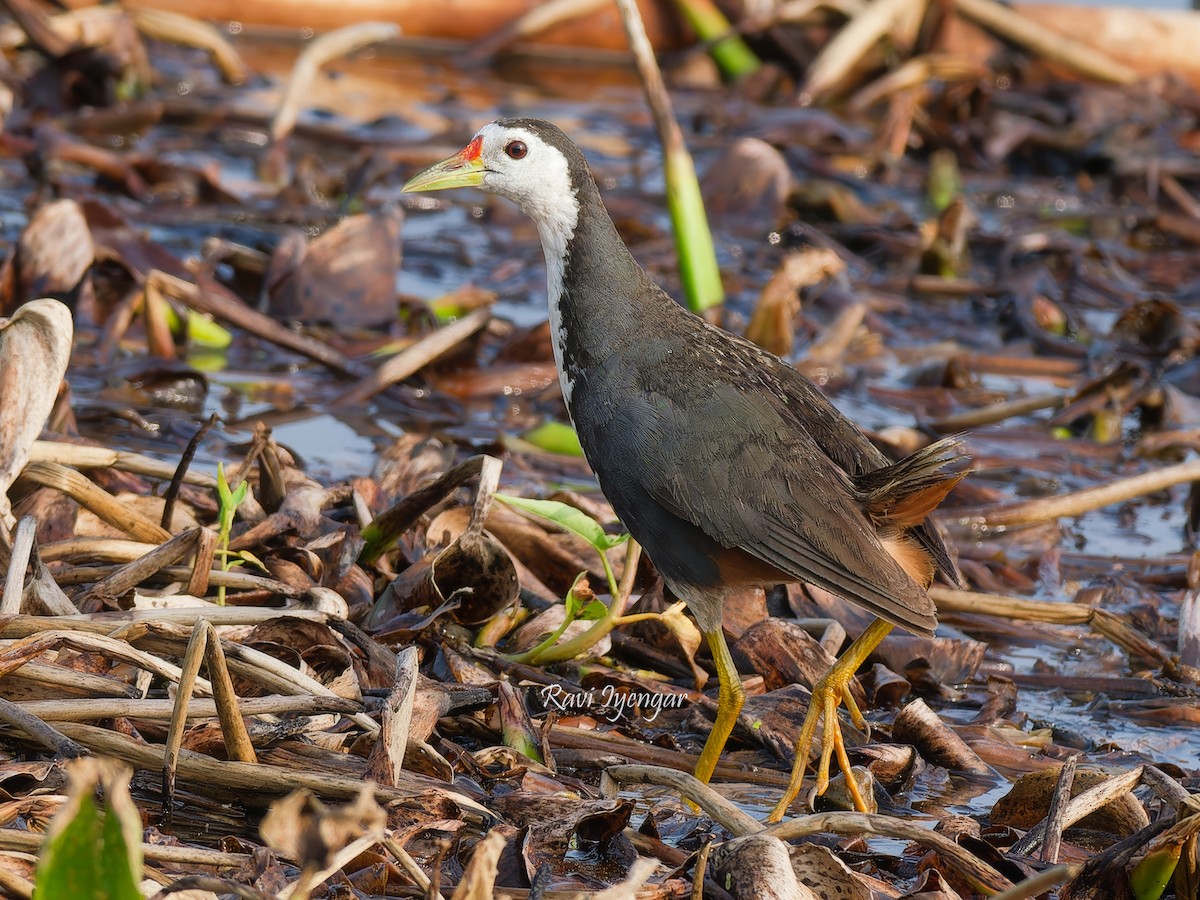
left=694, top=628, right=745, bottom=784
left=767, top=617, right=894, bottom=822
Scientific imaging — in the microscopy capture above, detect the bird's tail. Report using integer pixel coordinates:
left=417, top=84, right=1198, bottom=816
left=853, top=436, right=969, bottom=529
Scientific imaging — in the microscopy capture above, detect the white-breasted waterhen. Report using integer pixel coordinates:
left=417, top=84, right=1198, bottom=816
left=403, top=118, right=967, bottom=820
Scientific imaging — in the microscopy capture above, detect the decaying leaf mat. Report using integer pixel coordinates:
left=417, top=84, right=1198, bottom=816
left=0, top=0, right=1196, bottom=898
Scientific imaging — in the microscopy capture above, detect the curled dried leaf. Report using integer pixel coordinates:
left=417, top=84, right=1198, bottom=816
left=0, top=298, right=73, bottom=529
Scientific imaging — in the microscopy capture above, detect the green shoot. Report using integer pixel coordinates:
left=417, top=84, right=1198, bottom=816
left=666, top=148, right=724, bottom=315
left=214, top=462, right=249, bottom=606
left=670, top=0, right=761, bottom=81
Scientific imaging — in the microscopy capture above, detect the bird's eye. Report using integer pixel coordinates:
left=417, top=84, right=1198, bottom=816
left=505, top=140, right=528, bottom=160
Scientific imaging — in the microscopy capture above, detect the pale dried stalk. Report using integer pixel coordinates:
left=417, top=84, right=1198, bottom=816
left=201, top=621, right=258, bottom=763
left=270, top=22, right=401, bottom=143
left=133, top=9, right=248, bottom=84
left=0, top=822, right=251, bottom=867
left=57, top=564, right=303, bottom=595
left=1011, top=766, right=1146, bottom=856
left=0, top=695, right=87, bottom=758
left=804, top=0, right=928, bottom=100
left=0, top=865, right=33, bottom=900
left=602, top=764, right=765, bottom=836
left=465, top=0, right=607, bottom=61
left=967, top=458, right=1200, bottom=528
left=1041, top=755, right=1077, bottom=864
left=3, top=517, right=77, bottom=617
left=16, top=694, right=358, bottom=721
left=848, top=52, right=988, bottom=111
left=18, top=461, right=171, bottom=544
left=770, top=811, right=1012, bottom=893
left=77, top=527, right=201, bottom=606
left=9, top=660, right=137, bottom=698
left=29, top=440, right=216, bottom=487
left=988, top=865, right=1078, bottom=900
left=1, top=517, right=38, bottom=615
left=931, top=587, right=1168, bottom=663
left=334, top=307, right=492, bottom=405
left=164, top=623, right=211, bottom=819
left=278, top=833, right=380, bottom=900
left=373, top=646, right=419, bottom=786
left=130, top=621, right=379, bottom=734
left=53, top=723, right=494, bottom=818
left=0, top=607, right=328, bottom=640
left=0, top=630, right=213, bottom=695
left=382, top=836, right=446, bottom=900
left=954, top=0, right=1137, bottom=85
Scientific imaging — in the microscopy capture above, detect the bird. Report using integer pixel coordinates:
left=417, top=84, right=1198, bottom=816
left=402, top=118, right=967, bottom=821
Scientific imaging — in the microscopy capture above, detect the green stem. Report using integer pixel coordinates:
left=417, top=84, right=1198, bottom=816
left=523, top=542, right=642, bottom=665
left=671, top=0, right=761, bottom=80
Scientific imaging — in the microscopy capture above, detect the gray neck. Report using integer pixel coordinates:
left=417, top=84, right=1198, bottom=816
left=539, top=178, right=665, bottom=408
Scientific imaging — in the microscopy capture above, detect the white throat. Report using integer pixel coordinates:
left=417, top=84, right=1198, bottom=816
left=539, top=206, right=578, bottom=407
left=475, top=123, right=582, bottom=405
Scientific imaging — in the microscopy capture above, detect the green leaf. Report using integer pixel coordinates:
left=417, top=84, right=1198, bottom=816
left=1131, top=846, right=1180, bottom=900
left=186, top=311, right=233, bottom=349
left=496, top=494, right=628, bottom=553
left=232, top=549, right=268, bottom=571
left=927, top=149, right=962, bottom=212
left=34, top=791, right=140, bottom=900
left=35, top=793, right=101, bottom=899
left=230, top=480, right=249, bottom=506
left=216, top=462, right=233, bottom=506
left=98, top=800, right=142, bottom=900
left=523, top=421, right=584, bottom=457
left=578, top=598, right=609, bottom=621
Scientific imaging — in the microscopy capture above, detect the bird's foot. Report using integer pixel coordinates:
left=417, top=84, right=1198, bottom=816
left=766, top=619, right=895, bottom=822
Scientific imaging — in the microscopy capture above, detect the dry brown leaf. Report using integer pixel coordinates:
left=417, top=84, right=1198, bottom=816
left=449, top=826, right=507, bottom=900
left=259, top=785, right=386, bottom=871
left=0, top=299, right=73, bottom=530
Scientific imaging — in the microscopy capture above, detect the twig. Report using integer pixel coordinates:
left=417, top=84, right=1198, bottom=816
left=270, top=23, right=401, bottom=143
left=163, top=414, right=218, bottom=530
left=961, top=458, right=1200, bottom=529
left=462, top=0, right=607, bottom=63
left=334, top=307, right=492, bottom=406
left=804, top=0, right=927, bottom=101
left=0, top=695, right=88, bottom=758
left=1011, top=766, right=1145, bottom=856
left=133, top=9, right=249, bottom=84
left=602, top=764, right=762, bottom=836
left=1041, top=755, right=1077, bottom=864
left=769, top=811, right=1013, bottom=893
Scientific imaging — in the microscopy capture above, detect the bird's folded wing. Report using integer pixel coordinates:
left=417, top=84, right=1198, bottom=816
left=640, top=427, right=938, bottom=638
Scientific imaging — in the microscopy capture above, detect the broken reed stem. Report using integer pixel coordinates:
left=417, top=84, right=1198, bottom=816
left=964, top=458, right=1200, bottom=529
left=954, top=0, right=1138, bottom=85
left=270, top=22, right=400, bottom=143
left=770, top=811, right=1013, bottom=893
left=603, top=764, right=762, bottom=836
left=614, top=0, right=722, bottom=312
left=334, top=307, right=492, bottom=406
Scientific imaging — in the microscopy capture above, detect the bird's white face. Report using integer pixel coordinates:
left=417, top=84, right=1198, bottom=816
left=402, top=120, right=585, bottom=405
left=472, top=123, right=573, bottom=215
left=402, top=123, right=578, bottom=229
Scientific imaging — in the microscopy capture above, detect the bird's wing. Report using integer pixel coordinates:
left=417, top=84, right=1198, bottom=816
left=626, top=377, right=938, bottom=637
left=721, top=329, right=965, bottom=589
